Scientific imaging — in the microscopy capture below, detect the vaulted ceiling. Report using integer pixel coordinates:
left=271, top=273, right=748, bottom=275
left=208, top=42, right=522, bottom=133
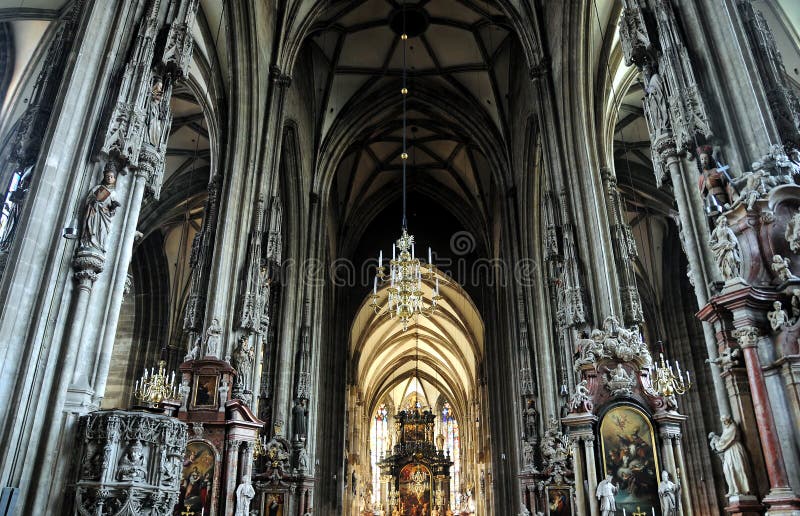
left=307, top=0, right=515, bottom=239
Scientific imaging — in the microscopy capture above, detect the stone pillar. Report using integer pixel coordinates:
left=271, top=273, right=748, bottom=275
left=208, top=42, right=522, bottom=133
left=734, top=326, right=800, bottom=512
left=654, top=412, right=693, bottom=516
left=673, top=437, right=693, bottom=516
left=583, top=436, right=599, bottom=516
left=571, top=439, right=586, bottom=516
left=224, top=439, right=242, bottom=514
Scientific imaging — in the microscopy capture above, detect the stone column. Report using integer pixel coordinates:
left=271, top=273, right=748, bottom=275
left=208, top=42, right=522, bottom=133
left=734, top=326, right=800, bottom=511
left=673, top=437, right=693, bottom=516
left=572, top=439, right=586, bottom=516
left=224, top=439, right=242, bottom=514
left=583, top=436, right=599, bottom=516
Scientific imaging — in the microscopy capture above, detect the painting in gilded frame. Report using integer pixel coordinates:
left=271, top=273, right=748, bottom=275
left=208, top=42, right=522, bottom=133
left=545, top=486, right=573, bottom=516
left=399, top=463, right=432, bottom=516
left=265, top=493, right=284, bottom=516
left=600, top=405, right=661, bottom=515
left=193, top=374, right=218, bottom=408
left=173, top=441, right=216, bottom=516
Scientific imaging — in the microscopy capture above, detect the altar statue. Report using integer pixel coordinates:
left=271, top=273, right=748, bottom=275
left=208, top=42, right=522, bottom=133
left=709, top=415, right=753, bottom=497
left=658, top=470, right=680, bottom=516
left=596, top=474, right=617, bottom=516
left=235, top=474, right=255, bottom=516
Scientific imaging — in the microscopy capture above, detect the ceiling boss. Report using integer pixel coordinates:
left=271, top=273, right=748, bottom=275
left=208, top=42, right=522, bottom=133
left=370, top=3, right=444, bottom=331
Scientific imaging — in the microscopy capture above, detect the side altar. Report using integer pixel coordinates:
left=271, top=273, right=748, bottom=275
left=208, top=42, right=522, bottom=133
left=379, top=408, right=452, bottom=515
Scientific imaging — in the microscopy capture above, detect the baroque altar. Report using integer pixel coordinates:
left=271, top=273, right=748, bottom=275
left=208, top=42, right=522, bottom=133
left=379, top=408, right=452, bottom=515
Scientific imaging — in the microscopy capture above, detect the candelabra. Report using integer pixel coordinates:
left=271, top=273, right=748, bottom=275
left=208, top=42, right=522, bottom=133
left=134, top=360, right=179, bottom=406
left=252, top=434, right=268, bottom=458
left=651, top=353, right=692, bottom=397
left=371, top=228, right=443, bottom=331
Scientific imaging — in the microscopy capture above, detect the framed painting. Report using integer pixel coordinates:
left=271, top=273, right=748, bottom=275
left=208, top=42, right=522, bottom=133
left=173, top=441, right=216, bottom=516
left=266, top=493, right=284, bottom=516
left=399, top=463, right=432, bottom=516
left=600, top=405, right=661, bottom=515
left=193, top=374, right=218, bottom=408
left=545, top=486, right=573, bottom=516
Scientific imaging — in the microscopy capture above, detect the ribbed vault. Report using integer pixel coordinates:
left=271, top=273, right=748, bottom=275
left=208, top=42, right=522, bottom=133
left=350, top=271, right=483, bottom=423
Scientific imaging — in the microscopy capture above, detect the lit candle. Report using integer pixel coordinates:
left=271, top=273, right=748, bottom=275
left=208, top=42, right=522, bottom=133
left=373, top=276, right=377, bottom=295
left=392, top=243, right=396, bottom=260
left=428, top=247, right=432, bottom=265
left=435, top=277, right=439, bottom=296
left=652, top=508, right=656, bottom=516
left=623, top=510, right=626, bottom=516
left=686, top=370, right=690, bottom=384
left=379, top=250, right=383, bottom=267
left=411, top=242, right=415, bottom=258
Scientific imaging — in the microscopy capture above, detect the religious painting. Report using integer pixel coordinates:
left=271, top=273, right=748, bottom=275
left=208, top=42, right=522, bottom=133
left=174, top=441, right=216, bottom=516
left=600, top=405, right=661, bottom=515
left=399, top=463, right=431, bottom=516
left=545, top=486, right=573, bottom=516
left=193, top=374, right=218, bottom=408
left=266, top=493, right=284, bottom=516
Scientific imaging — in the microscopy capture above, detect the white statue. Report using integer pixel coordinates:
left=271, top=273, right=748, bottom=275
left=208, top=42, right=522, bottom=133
left=709, top=216, right=741, bottom=281
left=184, top=336, right=200, bottom=362
left=568, top=379, right=592, bottom=412
left=596, top=474, right=617, bottom=516
left=178, top=378, right=190, bottom=412
left=771, top=254, right=796, bottom=282
left=80, top=165, right=120, bottom=252
left=658, top=470, right=680, bottom=516
left=297, top=446, right=309, bottom=472
left=709, top=415, right=753, bottom=497
left=145, top=77, right=165, bottom=147
left=218, top=379, right=229, bottom=412
left=792, top=289, right=800, bottom=323
left=768, top=301, right=789, bottom=331
left=204, top=318, right=222, bottom=358
left=519, top=502, right=531, bottom=516
left=235, top=474, right=255, bottom=516
left=786, top=210, right=800, bottom=253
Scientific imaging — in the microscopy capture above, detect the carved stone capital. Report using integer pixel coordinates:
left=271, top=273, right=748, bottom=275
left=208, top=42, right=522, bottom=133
left=73, top=247, right=106, bottom=284
left=733, top=326, right=761, bottom=349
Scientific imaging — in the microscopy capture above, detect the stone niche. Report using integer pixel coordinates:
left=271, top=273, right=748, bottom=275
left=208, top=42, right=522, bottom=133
left=67, top=409, right=187, bottom=515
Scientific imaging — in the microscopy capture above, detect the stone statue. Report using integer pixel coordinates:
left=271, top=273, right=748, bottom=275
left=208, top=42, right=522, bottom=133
left=519, top=502, right=531, bottom=516
left=184, top=336, right=200, bottom=361
left=709, top=415, right=753, bottom=497
left=768, top=301, right=789, bottom=331
left=235, top=474, right=255, bottom=516
left=521, top=439, right=535, bottom=470
left=709, top=216, right=741, bottom=281
left=574, top=330, right=604, bottom=369
left=596, top=474, right=617, bottom=516
left=218, top=379, right=229, bottom=411
left=117, top=439, right=146, bottom=481
left=644, top=68, right=670, bottom=137
left=80, top=165, right=120, bottom=252
left=605, top=363, right=635, bottom=397
left=233, top=337, right=255, bottom=386
left=736, top=169, right=767, bottom=211
left=697, top=146, right=731, bottom=213
left=292, top=398, right=308, bottom=441
left=178, top=378, right=190, bottom=412
left=145, top=77, right=165, bottom=147
left=523, top=398, right=538, bottom=438
left=568, top=379, right=592, bottom=413
left=297, top=446, right=309, bottom=472
left=204, top=318, right=222, bottom=357
left=658, top=470, right=680, bottom=516
left=771, top=254, right=796, bottom=282
left=792, top=289, right=800, bottom=323
left=785, top=210, right=800, bottom=253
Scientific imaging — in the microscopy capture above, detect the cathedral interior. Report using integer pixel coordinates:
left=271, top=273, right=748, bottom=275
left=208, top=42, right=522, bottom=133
left=2, top=1, right=800, bottom=515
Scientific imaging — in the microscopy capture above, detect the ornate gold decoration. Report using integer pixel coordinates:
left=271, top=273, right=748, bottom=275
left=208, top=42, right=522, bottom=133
left=134, top=360, right=179, bottom=405
left=651, top=353, right=691, bottom=397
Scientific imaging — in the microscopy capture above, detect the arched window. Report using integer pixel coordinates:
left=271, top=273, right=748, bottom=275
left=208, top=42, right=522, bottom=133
left=440, top=401, right=460, bottom=508
left=370, top=403, right=390, bottom=504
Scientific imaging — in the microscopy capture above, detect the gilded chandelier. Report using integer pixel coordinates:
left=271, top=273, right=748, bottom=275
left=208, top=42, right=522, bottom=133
left=369, top=2, right=445, bottom=331
left=134, top=360, right=179, bottom=405
left=651, top=353, right=692, bottom=397
left=371, top=229, right=442, bottom=331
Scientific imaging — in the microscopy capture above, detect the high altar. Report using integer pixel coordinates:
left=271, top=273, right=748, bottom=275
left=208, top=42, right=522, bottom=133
left=379, top=409, right=452, bottom=515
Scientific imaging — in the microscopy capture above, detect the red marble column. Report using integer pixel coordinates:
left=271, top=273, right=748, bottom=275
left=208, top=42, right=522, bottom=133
left=735, top=327, right=800, bottom=511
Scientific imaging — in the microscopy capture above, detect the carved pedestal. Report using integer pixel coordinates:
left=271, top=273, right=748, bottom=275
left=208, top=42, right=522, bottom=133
left=67, top=409, right=187, bottom=516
